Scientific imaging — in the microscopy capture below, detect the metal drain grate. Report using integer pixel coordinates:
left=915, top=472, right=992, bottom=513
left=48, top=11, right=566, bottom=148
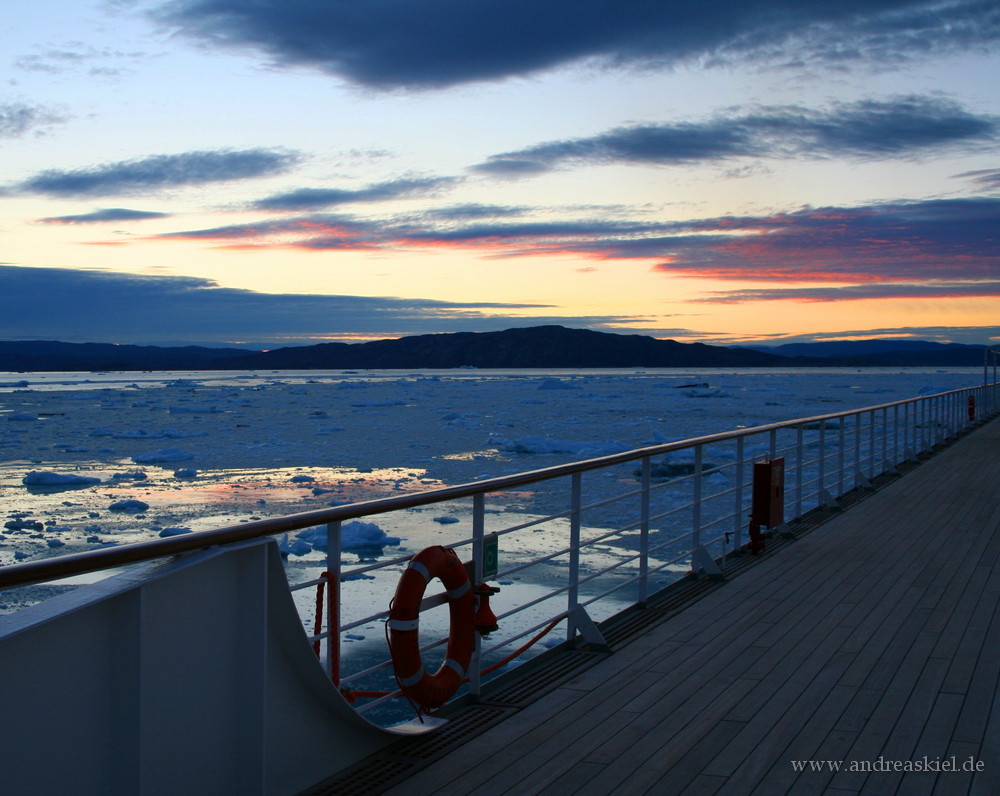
left=481, top=649, right=606, bottom=707
left=388, top=704, right=517, bottom=759
left=303, top=757, right=414, bottom=796
left=302, top=704, right=519, bottom=795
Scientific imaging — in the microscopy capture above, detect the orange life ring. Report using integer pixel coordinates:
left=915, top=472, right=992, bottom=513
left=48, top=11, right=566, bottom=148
left=387, top=545, right=475, bottom=710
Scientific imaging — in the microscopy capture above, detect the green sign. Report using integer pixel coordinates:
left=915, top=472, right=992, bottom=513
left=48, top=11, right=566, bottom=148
left=483, top=533, right=499, bottom=580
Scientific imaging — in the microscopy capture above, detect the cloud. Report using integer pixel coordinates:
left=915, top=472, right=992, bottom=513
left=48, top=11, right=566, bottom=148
left=15, top=148, right=300, bottom=197
left=251, top=176, right=457, bottom=210
left=38, top=208, right=171, bottom=224
left=472, top=96, right=998, bottom=175
left=0, top=101, right=66, bottom=139
left=695, top=281, right=1000, bottom=303
left=148, top=196, right=1000, bottom=288
left=0, top=265, right=638, bottom=345
left=14, top=44, right=147, bottom=78
left=152, top=0, right=1000, bottom=90
left=744, top=326, right=1000, bottom=347
left=421, top=204, right=528, bottom=220
left=154, top=213, right=388, bottom=250
left=643, top=197, right=1000, bottom=283
left=955, top=167, right=1000, bottom=188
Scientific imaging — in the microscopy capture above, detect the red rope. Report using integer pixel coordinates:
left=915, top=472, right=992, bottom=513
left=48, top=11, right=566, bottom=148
left=336, top=620, right=563, bottom=704
left=480, top=618, right=562, bottom=676
left=319, top=584, right=563, bottom=703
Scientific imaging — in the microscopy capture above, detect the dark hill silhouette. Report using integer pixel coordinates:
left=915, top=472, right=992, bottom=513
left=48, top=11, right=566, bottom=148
left=232, top=326, right=790, bottom=369
left=0, top=327, right=987, bottom=372
left=0, top=340, right=253, bottom=373
left=744, top=339, right=988, bottom=367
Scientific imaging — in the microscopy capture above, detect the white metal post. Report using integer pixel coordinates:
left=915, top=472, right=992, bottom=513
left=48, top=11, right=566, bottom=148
left=854, top=413, right=863, bottom=487
left=733, top=435, right=745, bottom=550
left=567, top=472, right=582, bottom=643
left=639, top=457, right=650, bottom=605
left=692, top=445, right=703, bottom=553
left=469, top=494, right=485, bottom=697
left=817, top=419, right=827, bottom=506
left=325, top=520, right=342, bottom=686
left=795, top=423, right=804, bottom=518
left=838, top=418, right=846, bottom=497
left=868, top=410, right=876, bottom=480
left=892, top=404, right=903, bottom=470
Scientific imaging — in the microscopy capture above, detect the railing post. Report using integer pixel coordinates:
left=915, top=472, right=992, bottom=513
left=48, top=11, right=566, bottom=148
left=921, top=396, right=929, bottom=453
left=817, top=419, right=827, bottom=507
left=639, top=457, right=650, bottom=605
left=325, top=520, right=342, bottom=687
left=469, top=494, right=485, bottom=698
left=892, top=403, right=900, bottom=466
left=566, top=472, right=582, bottom=643
left=880, top=407, right=889, bottom=472
left=838, top=417, right=846, bottom=497
left=868, top=410, right=876, bottom=480
left=854, top=412, right=864, bottom=488
left=733, top=435, right=745, bottom=550
left=794, top=424, right=804, bottom=518
left=692, top=445, right=703, bottom=554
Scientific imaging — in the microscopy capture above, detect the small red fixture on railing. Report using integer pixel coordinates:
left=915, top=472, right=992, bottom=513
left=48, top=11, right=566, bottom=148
left=473, top=583, right=500, bottom=636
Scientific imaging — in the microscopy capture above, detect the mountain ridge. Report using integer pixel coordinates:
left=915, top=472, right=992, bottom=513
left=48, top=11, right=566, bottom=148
left=0, top=326, right=988, bottom=372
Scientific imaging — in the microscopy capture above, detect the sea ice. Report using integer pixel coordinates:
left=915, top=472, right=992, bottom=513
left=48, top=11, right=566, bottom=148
left=537, top=378, right=580, bottom=390
left=278, top=533, right=312, bottom=556
left=112, top=471, right=148, bottom=481
left=109, top=499, right=150, bottom=513
left=22, top=471, right=102, bottom=488
left=489, top=435, right=629, bottom=457
left=132, top=447, right=194, bottom=463
left=295, top=520, right=402, bottom=551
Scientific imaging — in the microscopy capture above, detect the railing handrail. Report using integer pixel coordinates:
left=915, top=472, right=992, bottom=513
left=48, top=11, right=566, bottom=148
left=0, top=382, right=991, bottom=591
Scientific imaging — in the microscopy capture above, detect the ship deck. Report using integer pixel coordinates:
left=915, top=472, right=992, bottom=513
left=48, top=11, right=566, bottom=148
left=316, top=416, right=1000, bottom=795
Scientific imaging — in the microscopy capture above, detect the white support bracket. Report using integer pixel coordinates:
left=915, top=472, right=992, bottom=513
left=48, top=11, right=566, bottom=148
left=568, top=604, right=610, bottom=652
left=820, top=489, right=840, bottom=510
left=692, top=545, right=725, bottom=581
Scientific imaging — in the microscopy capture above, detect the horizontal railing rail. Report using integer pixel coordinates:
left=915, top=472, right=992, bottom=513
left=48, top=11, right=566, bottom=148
left=2, top=380, right=998, bottom=724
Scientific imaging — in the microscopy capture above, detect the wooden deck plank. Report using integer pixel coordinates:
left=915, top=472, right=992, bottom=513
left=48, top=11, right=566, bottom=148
left=380, top=417, right=1000, bottom=796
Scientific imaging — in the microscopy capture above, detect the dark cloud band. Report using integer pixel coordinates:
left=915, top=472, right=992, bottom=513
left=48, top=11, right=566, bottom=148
left=251, top=176, right=457, bottom=210
left=17, top=148, right=300, bottom=197
left=150, top=195, right=1000, bottom=288
left=0, top=265, right=575, bottom=345
left=695, top=281, right=1000, bottom=303
left=38, top=208, right=170, bottom=224
left=154, top=0, right=1000, bottom=90
left=473, top=96, right=998, bottom=175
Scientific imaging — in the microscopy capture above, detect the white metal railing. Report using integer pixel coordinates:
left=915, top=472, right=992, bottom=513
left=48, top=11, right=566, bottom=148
left=288, top=381, right=999, bottom=722
left=2, top=381, right=998, bottom=725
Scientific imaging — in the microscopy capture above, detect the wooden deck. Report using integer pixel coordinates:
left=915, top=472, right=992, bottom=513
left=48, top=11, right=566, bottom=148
left=375, top=416, right=1000, bottom=795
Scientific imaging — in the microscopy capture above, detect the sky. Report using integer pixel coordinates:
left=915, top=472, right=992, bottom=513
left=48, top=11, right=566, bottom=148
left=1, top=0, right=998, bottom=349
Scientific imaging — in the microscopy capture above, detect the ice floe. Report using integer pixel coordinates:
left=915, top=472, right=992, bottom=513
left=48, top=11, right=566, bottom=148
left=22, top=471, right=102, bottom=488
